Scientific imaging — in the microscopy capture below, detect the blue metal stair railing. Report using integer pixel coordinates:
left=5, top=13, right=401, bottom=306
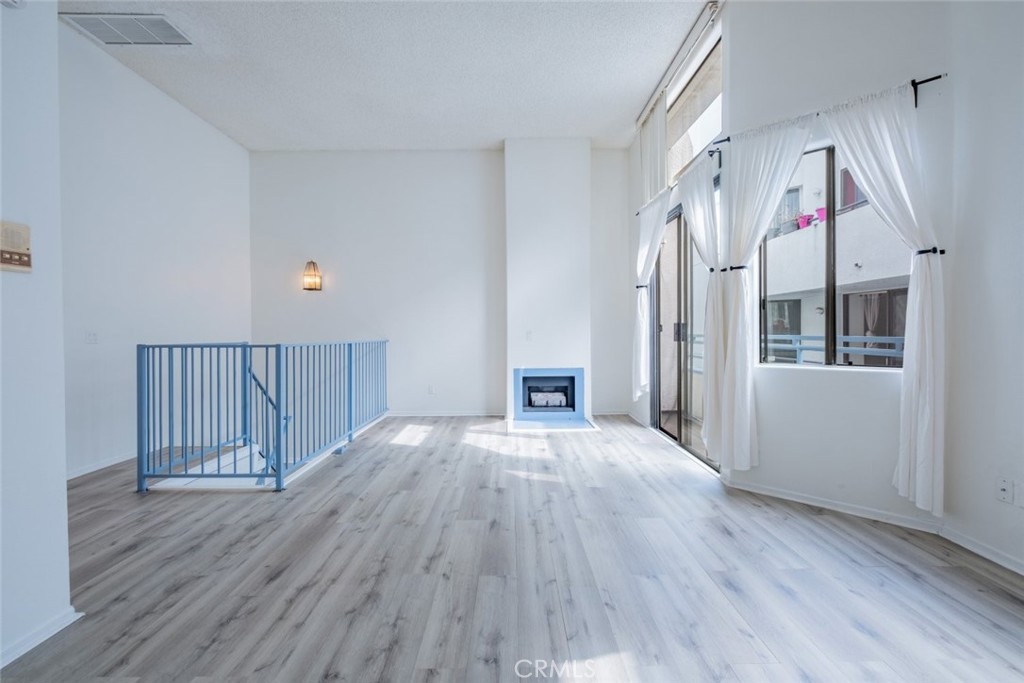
left=137, top=340, right=388, bottom=492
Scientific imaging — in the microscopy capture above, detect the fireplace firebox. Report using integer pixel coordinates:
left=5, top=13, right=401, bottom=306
left=513, top=367, right=585, bottom=422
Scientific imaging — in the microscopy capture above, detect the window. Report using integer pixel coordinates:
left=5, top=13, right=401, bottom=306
left=760, top=148, right=828, bottom=365
left=767, top=299, right=802, bottom=362
left=759, top=147, right=911, bottom=368
left=667, top=41, right=722, bottom=180
left=768, top=187, right=802, bottom=240
left=838, top=167, right=868, bottom=212
left=840, top=288, right=907, bottom=368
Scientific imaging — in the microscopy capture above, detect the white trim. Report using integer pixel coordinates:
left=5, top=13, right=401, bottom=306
left=281, top=444, right=335, bottom=487
left=349, top=413, right=389, bottom=439
left=723, top=478, right=941, bottom=534
left=67, top=453, right=131, bottom=480
left=1, top=608, right=83, bottom=668
left=939, top=527, right=1024, bottom=576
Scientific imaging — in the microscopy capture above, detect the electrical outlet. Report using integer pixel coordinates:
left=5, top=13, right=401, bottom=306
left=86, top=332, right=98, bottom=345
left=427, top=384, right=435, bottom=396
left=996, top=477, right=1013, bottom=503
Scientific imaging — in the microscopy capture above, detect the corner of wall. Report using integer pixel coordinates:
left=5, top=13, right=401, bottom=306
left=2, top=0, right=74, bottom=663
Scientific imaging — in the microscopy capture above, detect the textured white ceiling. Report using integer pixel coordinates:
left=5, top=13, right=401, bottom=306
left=59, top=1, right=705, bottom=151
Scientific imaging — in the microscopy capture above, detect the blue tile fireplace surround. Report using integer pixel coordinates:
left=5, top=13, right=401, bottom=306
left=513, top=367, right=585, bottom=422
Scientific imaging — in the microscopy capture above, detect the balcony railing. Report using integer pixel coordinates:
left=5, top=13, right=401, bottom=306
left=766, top=334, right=904, bottom=365
left=137, top=340, right=387, bottom=492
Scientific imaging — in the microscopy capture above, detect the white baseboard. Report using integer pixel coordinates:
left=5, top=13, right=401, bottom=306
left=1, top=607, right=83, bottom=668
left=627, top=413, right=649, bottom=428
left=723, top=479, right=943, bottom=534
left=67, top=453, right=132, bottom=480
left=939, top=527, right=1024, bottom=576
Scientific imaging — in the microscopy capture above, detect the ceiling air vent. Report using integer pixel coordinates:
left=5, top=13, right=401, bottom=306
left=61, top=14, right=191, bottom=46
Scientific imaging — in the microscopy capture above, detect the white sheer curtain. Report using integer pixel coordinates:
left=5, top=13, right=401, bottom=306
left=632, top=93, right=669, bottom=400
left=822, top=84, right=945, bottom=515
left=632, top=188, right=671, bottom=399
left=669, top=154, right=725, bottom=458
left=719, top=122, right=811, bottom=471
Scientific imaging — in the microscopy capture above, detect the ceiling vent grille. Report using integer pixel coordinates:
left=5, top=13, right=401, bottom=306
left=61, top=14, right=191, bottom=46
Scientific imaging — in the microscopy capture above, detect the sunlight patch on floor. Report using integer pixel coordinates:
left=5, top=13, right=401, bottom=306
left=504, top=469, right=564, bottom=483
left=389, top=423, right=433, bottom=446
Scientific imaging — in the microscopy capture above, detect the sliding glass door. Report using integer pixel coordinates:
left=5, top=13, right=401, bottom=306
left=655, top=215, right=711, bottom=465
left=657, top=217, right=682, bottom=441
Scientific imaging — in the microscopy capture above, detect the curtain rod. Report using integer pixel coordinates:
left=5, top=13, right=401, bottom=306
left=635, top=1, right=719, bottom=128
left=636, top=74, right=948, bottom=215
left=702, top=73, right=947, bottom=153
left=707, top=136, right=729, bottom=156
left=911, top=73, right=946, bottom=107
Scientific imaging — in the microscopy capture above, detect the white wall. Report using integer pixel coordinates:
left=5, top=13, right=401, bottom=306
left=723, top=2, right=952, bottom=134
left=627, top=137, right=649, bottom=424
left=504, top=139, right=592, bottom=419
left=1, top=1, right=78, bottom=666
left=723, top=1, right=1024, bottom=569
left=590, top=150, right=632, bottom=414
left=250, top=151, right=507, bottom=416
left=944, top=1, right=1024, bottom=569
left=723, top=1, right=950, bottom=525
left=59, top=25, right=252, bottom=478
left=752, top=366, right=933, bottom=526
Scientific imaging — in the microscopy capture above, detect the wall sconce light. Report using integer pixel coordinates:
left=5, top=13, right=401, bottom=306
left=302, top=259, right=322, bottom=291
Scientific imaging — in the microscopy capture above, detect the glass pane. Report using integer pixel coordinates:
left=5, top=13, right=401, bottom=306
left=658, top=221, right=680, bottom=439
left=763, top=148, right=828, bottom=364
left=684, top=232, right=709, bottom=461
left=835, top=150, right=910, bottom=368
left=667, top=41, right=722, bottom=180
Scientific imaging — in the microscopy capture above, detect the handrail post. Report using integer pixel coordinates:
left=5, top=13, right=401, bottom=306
left=240, top=344, right=251, bottom=446
left=274, top=344, right=286, bottom=491
left=137, top=345, right=149, bottom=492
left=168, top=350, right=175, bottom=469
left=345, top=343, right=354, bottom=442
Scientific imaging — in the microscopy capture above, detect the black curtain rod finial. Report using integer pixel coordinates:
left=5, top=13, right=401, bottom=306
left=911, top=73, right=946, bottom=107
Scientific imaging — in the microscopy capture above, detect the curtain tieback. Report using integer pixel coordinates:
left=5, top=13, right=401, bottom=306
left=915, top=246, right=946, bottom=256
left=709, top=265, right=749, bottom=273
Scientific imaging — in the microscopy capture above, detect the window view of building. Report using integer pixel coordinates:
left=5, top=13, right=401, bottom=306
left=834, top=149, right=910, bottom=367
left=763, top=148, right=827, bottom=364
left=841, top=288, right=907, bottom=367
left=839, top=167, right=868, bottom=212
left=761, top=148, right=911, bottom=367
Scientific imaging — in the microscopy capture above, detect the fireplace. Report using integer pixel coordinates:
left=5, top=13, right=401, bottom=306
left=513, top=367, right=585, bottom=422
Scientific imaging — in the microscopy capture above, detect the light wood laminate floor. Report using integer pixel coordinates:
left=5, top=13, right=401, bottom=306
left=4, top=416, right=1023, bottom=682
